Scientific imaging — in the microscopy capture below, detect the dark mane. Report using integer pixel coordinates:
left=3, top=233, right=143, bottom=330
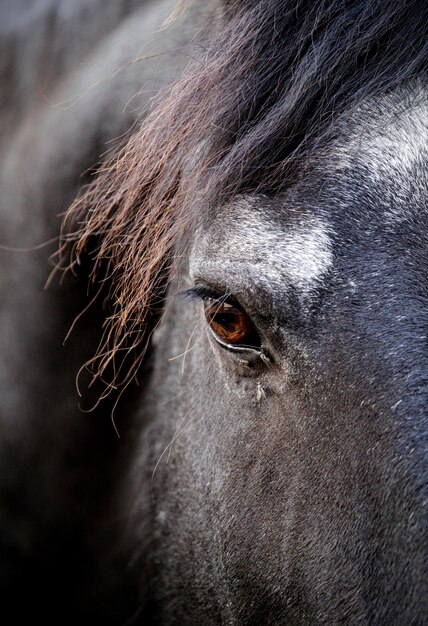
left=58, top=0, right=428, bottom=393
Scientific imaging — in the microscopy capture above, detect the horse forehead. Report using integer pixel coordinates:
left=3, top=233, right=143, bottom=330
left=332, top=89, right=428, bottom=223
left=335, top=87, right=427, bottom=169
left=190, top=198, right=334, bottom=293
left=190, top=90, right=427, bottom=288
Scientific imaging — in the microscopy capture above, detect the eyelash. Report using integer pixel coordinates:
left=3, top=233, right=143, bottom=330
left=181, top=286, right=234, bottom=305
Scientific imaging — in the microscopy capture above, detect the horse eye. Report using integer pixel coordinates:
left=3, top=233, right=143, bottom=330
left=204, top=299, right=259, bottom=348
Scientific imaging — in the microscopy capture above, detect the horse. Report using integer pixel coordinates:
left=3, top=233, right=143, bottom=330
left=1, top=0, right=427, bottom=623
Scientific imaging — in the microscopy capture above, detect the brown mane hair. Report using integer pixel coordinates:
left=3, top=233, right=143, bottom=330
left=58, top=0, right=428, bottom=395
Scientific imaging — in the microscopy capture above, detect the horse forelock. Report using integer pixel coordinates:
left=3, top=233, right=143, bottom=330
left=57, top=0, right=428, bottom=396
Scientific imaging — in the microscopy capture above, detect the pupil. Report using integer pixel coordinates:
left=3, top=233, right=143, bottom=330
left=213, top=312, right=237, bottom=328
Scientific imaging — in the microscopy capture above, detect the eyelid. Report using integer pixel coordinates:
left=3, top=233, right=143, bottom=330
left=207, top=327, right=260, bottom=353
left=180, top=286, right=235, bottom=306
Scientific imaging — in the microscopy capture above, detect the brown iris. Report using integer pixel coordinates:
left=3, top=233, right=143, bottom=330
left=204, top=299, right=255, bottom=346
